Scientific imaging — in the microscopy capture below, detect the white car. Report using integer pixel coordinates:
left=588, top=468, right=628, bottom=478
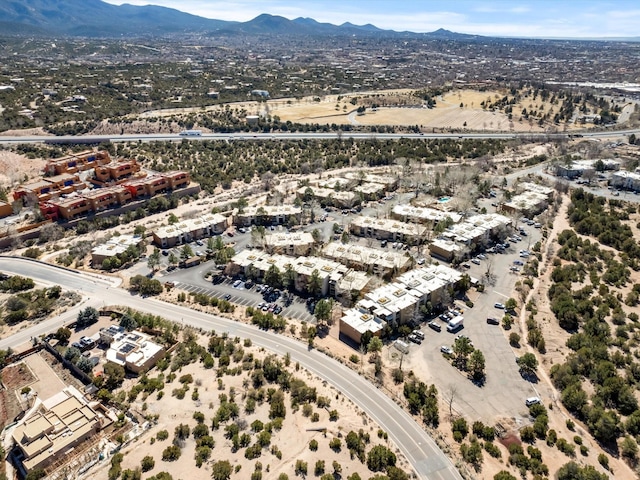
left=494, top=303, right=505, bottom=309
left=440, top=346, right=453, bottom=355
left=525, top=396, right=541, bottom=407
left=471, top=258, right=481, bottom=265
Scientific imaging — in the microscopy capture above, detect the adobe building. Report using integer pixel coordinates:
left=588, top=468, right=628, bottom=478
left=93, top=159, right=141, bottom=184
left=91, top=234, right=144, bottom=266
left=264, top=231, right=315, bottom=256
left=349, top=215, right=426, bottom=244
left=44, top=150, right=111, bottom=176
left=105, top=330, right=164, bottom=373
left=11, top=386, right=114, bottom=475
left=234, top=205, right=302, bottom=227
left=0, top=200, right=13, bottom=218
left=152, top=213, right=228, bottom=248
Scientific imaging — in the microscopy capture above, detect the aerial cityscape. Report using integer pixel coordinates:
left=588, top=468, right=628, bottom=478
left=1, top=1, right=640, bottom=480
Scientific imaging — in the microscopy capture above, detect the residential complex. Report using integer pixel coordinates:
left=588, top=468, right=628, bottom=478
left=340, top=264, right=462, bottom=344
left=233, top=205, right=302, bottom=227
left=264, top=231, right=315, bottom=256
left=152, top=213, right=228, bottom=248
left=322, top=241, right=411, bottom=278
left=349, top=215, right=427, bottom=244
left=392, top=204, right=462, bottom=224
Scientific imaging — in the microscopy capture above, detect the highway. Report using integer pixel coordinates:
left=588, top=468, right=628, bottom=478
left=0, top=128, right=637, bottom=145
left=0, top=257, right=462, bottom=480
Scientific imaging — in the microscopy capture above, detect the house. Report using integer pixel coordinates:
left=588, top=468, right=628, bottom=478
left=91, top=235, right=144, bottom=266
left=610, top=170, right=640, bottom=192
left=105, top=330, right=164, bottom=373
left=11, top=386, right=114, bottom=475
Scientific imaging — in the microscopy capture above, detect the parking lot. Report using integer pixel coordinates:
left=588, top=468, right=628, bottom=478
left=166, top=270, right=318, bottom=323
left=394, top=220, right=546, bottom=424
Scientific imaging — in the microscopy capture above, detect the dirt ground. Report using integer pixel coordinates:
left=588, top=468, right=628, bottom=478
left=0, top=149, right=46, bottom=188
left=90, top=328, right=416, bottom=480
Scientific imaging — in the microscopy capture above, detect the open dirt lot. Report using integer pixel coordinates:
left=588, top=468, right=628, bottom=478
left=91, top=330, right=416, bottom=480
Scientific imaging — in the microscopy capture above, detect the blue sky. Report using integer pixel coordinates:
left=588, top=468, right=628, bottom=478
left=102, top=1, right=640, bottom=38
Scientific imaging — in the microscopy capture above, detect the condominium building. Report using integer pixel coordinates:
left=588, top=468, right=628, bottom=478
left=264, top=231, right=315, bottom=256
left=152, top=213, right=228, bottom=248
left=296, top=186, right=356, bottom=208
left=349, top=215, right=426, bottom=243
left=234, top=205, right=302, bottom=227
left=322, top=241, right=411, bottom=278
left=392, top=204, right=462, bottom=224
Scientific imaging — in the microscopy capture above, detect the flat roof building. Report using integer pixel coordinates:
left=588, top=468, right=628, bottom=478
left=502, top=191, right=549, bottom=216
left=264, top=231, right=315, bottom=256
left=349, top=215, right=427, bottom=243
left=229, top=250, right=348, bottom=297
left=441, top=213, right=512, bottom=246
left=344, top=172, right=399, bottom=190
left=340, top=264, right=463, bottom=344
left=91, top=234, right=144, bottom=266
left=429, top=238, right=466, bottom=261
left=153, top=213, right=228, bottom=248
left=610, top=170, right=640, bottom=192
left=322, top=241, right=411, bottom=278
left=392, top=204, right=462, bottom=224
left=296, top=186, right=357, bottom=208
left=339, top=308, right=386, bottom=344
left=234, top=205, right=302, bottom=227
left=12, top=386, right=113, bottom=474
left=106, top=330, right=164, bottom=373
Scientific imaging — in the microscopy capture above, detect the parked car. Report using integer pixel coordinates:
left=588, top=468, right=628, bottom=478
left=223, top=294, right=232, bottom=301
left=486, top=317, right=500, bottom=325
left=525, top=396, right=542, bottom=407
left=428, top=322, right=441, bottom=332
left=494, top=303, right=505, bottom=309
left=413, top=330, right=426, bottom=339
left=195, top=239, right=204, bottom=246
left=471, top=258, right=481, bottom=265
left=440, top=345, right=453, bottom=355
left=408, top=334, right=422, bottom=344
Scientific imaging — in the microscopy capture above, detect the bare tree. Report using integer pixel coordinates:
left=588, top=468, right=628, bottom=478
left=446, top=385, right=458, bottom=418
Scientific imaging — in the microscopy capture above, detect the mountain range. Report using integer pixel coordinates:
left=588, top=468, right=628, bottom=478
left=0, top=0, right=481, bottom=39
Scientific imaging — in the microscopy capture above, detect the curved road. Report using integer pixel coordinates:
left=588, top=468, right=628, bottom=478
left=0, top=257, right=461, bottom=480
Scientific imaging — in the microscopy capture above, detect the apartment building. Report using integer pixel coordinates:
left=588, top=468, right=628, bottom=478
left=392, top=204, right=462, bottom=224
left=322, top=241, right=411, bottom=278
left=264, top=231, right=315, bottom=256
left=44, top=150, right=111, bottom=176
left=152, top=213, right=228, bottom=248
left=349, top=215, right=426, bottom=243
left=234, top=205, right=302, bottom=227
left=296, top=186, right=357, bottom=208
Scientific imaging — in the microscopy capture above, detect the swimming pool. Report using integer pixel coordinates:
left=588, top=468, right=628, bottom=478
left=438, top=197, right=451, bottom=203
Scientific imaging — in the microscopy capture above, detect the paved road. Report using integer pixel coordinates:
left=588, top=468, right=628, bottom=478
left=0, top=257, right=462, bottom=480
left=0, top=128, right=637, bottom=145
